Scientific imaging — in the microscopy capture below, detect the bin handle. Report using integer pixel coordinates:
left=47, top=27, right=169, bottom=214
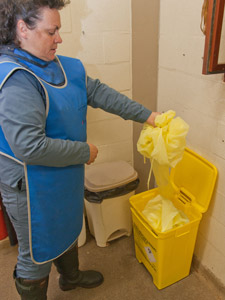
left=149, top=227, right=158, bottom=238
left=175, top=228, right=190, bottom=238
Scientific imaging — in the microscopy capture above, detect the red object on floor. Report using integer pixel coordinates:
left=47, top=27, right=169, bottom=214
left=0, top=205, right=8, bottom=240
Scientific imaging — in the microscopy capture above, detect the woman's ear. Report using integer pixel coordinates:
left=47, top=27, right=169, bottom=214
left=16, top=19, right=29, bottom=41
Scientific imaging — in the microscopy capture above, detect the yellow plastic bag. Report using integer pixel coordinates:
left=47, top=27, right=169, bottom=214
left=137, top=110, right=190, bottom=232
left=142, top=195, right=189, bottom=232
left=137, top=110, right=189, bottom=192
left=137, top=110, right=189, bottom=168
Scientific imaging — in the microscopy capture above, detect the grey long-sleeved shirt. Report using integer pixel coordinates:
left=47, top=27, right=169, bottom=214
left=0, top=63, right=151, bottom=188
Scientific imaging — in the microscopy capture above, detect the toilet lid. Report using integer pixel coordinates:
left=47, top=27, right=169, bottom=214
left=85, top=161, right=138, bottom=192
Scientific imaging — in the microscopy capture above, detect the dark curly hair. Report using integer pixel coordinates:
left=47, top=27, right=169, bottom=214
left=0, top=0, right=70, bottom=45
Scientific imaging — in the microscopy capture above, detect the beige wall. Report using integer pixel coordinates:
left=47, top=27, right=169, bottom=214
left=132, top=0, right=159, bottom=192
left=58, top=0, right=134, bottom=166
left=158, top=0, right=225, bottom=286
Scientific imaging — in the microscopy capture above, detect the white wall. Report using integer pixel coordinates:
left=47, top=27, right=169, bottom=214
left=57, top=0, right=133, bottom=166
left=158, top=0, right=225, bottom=285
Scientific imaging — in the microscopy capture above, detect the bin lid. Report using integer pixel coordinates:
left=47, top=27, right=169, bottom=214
left=170, top=148, right=217, bottom=213
left=85, top=160, right=138, bottom=192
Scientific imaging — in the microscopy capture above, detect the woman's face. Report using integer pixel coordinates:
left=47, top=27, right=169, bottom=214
left=18, top=7, right=62, bottom=61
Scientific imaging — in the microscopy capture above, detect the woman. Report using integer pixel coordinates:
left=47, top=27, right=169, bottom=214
left=0, top=0, right=159, bottom=299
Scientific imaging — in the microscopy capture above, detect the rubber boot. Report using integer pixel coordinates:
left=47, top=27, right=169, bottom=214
left=53, top=243, right=104, bottom=291
left=14, top=272, right=49, bottom=300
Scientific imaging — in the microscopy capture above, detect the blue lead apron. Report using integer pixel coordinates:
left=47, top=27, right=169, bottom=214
left=0, top=55, right=87, bottom=264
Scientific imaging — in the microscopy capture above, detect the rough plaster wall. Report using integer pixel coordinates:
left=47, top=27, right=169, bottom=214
left=57, top=0, right=133, bottom=166
left=158, top=0, right=225, bottom=285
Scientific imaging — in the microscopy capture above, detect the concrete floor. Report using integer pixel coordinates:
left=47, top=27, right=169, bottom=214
left=0, top=227, right=224, bottom=300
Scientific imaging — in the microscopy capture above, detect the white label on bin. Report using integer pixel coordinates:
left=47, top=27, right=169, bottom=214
left=145, top=247, right=156, bottom=263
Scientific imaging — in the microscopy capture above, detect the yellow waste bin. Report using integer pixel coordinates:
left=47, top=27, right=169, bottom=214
left=129, top=148, right=217, bottom=289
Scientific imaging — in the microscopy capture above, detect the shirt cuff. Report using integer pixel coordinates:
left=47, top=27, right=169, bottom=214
left=139, top=109, right=152, bottom=123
